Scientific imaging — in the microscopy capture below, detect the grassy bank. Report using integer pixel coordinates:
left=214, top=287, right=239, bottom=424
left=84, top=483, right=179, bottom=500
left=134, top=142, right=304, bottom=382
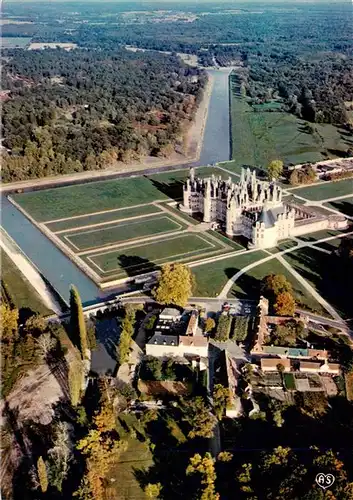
left=1, top=250, right=53, bottom=317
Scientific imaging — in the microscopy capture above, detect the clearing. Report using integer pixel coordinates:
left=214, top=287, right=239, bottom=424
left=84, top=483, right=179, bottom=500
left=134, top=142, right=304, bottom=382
left=230, top=73, right=352, bottom=169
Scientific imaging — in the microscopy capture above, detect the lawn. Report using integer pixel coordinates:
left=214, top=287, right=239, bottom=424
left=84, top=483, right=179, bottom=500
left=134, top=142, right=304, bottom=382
left=46, top=204, right=162, bottom=232
left=85, top=233, right=225, bottom=279
left=230, top=74, right=351, bottom=170
left=13, top=165, right=234, bottom=222
left=108, top=414, right=153, bottom=500
left=288, top=179, right=353, bottom=201
left=61, top=215, right=186, bottom=252
left=13, top=176, right=170, bottom=221
left=283, top=247, right=351, bottom=318
left=284, top=373, right=296, bottom=390
left=229, top=254, right=327, bottom=315
left=1, top=250, right=53, bottom=317
left=266, top=240, right=298, bottom=254
left=324, top=197, right=353, bottom=217
left=192, top=250, right=266, bottom=297
left=296, top=229, right=342, bottom=243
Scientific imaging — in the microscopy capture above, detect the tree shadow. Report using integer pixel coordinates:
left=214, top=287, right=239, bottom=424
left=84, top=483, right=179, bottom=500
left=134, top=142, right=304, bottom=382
left=224, top=267, right=261, bottom=299
left=329, top=200, right=353, bottom=217
left=133, top=411, right=207, bottom=500
left=118, top=254, right=156, bottom=278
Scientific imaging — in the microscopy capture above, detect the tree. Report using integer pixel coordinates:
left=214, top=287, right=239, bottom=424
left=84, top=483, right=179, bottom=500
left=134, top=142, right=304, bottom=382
left=213, top=384, right=231, bottom=420
left=180, top=396, right=216, bottom=439
left=68, top=356, right=84, bottom=407
left=186, top=453, right=220, bottom=500
left=0, top=304, right=18, bottom=336
left=274, top=291, right=296, bottom=316
left=144, top=356, right=163, bottom=380
left=117, top=306, right=136, bottom=365
left=70, top=286, right=89, bottom=360
left=215, top=314, right=232, bottom=342
left=35, top=333, right=57, bottom=358
left=76, top=399, right=127, bottom=500
left=37, top=456, right=48, bottom=493
left=48, top=422, right=72, bottom=492
left=144, top=483, right=162, bottom=499
left=267, top=160, right=283, bottom=180
left=204, top=317, right=216, bottom=334
left=152, top=263, right=194, bottom=307
left=262, top=274, right=293, bottom=298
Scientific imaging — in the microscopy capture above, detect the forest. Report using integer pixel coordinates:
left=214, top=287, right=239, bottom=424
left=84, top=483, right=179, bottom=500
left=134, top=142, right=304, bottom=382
left=1, top=49, right=206, bottom=181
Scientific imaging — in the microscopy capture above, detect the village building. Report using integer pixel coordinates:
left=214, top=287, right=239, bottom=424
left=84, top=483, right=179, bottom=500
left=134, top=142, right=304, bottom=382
left=146, top=308, right=208, bottom=368
left=180, top=167, right=348, bottom=249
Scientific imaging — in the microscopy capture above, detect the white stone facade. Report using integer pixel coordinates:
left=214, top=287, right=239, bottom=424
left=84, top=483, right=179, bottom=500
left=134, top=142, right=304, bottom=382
left=180, top=167, right=348, bottom=249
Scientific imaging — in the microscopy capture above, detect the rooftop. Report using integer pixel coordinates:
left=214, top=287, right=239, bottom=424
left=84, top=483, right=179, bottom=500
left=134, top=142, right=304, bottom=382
left=160, top=307, right=181, bottom=318
left=179, top=335, right=207, bottom=347
left=261, top=358, right=290, bottom=369
left=148, top=334, right=179, bottom=346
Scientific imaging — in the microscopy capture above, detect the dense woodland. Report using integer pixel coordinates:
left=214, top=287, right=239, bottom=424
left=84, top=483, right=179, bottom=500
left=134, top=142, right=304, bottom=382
left=2, top=49, right=206, bottom=181
left=2, top=3, right=353, bottom=183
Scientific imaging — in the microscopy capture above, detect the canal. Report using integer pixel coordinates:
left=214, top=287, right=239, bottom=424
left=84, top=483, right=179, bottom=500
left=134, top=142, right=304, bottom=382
left=1, top=70, right=231, bottom=306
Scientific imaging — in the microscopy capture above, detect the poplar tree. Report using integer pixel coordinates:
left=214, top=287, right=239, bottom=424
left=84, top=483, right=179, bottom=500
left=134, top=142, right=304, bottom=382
left=68, top=357, right=83, bottom=407
left=70, top=285, right=89, bottom=359
left=37, top=456, right=48, bottom=493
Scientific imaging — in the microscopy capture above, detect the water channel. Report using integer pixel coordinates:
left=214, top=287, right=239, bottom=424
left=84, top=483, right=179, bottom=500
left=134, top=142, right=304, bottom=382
left=0, top=70, right=231, bottom=306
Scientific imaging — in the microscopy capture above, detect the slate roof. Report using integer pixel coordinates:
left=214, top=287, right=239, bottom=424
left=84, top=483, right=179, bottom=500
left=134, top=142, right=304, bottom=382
left=148, top=334, right=178, bottom=346
left=258, top=205, right=286, bottom=228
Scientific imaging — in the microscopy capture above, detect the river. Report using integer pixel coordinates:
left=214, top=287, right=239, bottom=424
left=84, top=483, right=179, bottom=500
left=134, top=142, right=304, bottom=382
left=0, top=70, right=231, bottom=306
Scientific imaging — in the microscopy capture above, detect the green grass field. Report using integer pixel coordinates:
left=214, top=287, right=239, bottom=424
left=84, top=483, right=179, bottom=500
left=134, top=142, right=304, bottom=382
left=229, top=255, right=326, bottom=315
left=13, top=166, right=233, bottom=222
left=266, top=240, right=298, bottom=254
left=324, top=197, right=353, bottom=217
left=230, top=75, right=351, bottom=169
left=1, top=250, right=52, bottom=316
left=192, top=250, right=266, bottom=297
left=46, top=204, right=162, bottom=232
left=85, top=233, right=225, bottom=279
left=283, top=247, right=350, bottom=317
left=289, top=179, right=353, bottom=201
left=61, top=215, right=186, bottom=252
left=297, top=229, right=342, bottom=243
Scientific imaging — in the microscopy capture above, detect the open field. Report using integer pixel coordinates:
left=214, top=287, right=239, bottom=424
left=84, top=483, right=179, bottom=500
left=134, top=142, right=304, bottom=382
left=229, top=255, right=326, bottom=315
left=84, top=233, right=227, bottom=280
left=324, top=197, right=353, bottom=217
left=60, top=215, right=186, bottom=253
left=1, top=37, right=31, bottom=48
left=12, top=165, right=230, bottom=222
left=230, top=74, right=352, bottom=169
left=46, top=204, right=162, bottom=232
left=288, top=179, right=353, bottom=201
left=283, top=247, right=351, bottom=318
left=28, top=42, right=77, bottom=50
left=192, top=250, right=266, bottom=297
left=0, top=250, right=52, bottom=317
